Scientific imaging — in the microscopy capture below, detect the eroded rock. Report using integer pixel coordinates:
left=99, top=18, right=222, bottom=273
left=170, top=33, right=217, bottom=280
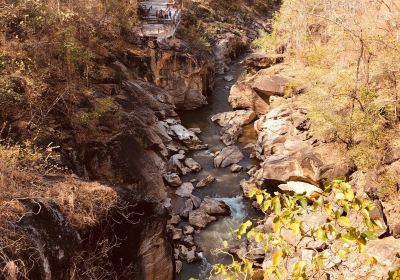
left=175, top=183, right=194, bottom=198
left=163, top=173, right=182, bottom=187
left=214, top=145, right=244, bottom=168
left=196, top=175, right=216, bottom=188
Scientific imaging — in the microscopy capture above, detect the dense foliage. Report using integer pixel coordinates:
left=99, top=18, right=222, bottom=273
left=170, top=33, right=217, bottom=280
left=254, top=0, right=400, bottom=174
left=213, top=180, right=387, bottom=279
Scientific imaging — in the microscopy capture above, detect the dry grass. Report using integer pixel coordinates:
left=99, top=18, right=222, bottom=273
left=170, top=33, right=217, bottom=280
left=47, top=180, right=118, bottom=231
left=0, top=144, right=122, bottom=279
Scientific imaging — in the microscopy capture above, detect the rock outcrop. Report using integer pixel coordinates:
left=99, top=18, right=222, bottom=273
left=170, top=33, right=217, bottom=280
left=214, top=145, right=244, bottom=168
left=189, top=198, right=231, bottom=229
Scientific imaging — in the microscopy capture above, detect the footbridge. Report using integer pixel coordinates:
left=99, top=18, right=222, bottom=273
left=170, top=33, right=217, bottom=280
left=137, top=0, right=183, bottom=40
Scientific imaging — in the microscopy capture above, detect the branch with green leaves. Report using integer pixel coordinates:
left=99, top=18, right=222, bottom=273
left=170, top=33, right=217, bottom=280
left=212, top=179, right=385, bottom=279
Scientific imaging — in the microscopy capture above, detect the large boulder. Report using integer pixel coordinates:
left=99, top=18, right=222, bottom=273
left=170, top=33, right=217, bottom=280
left=229, top=82, right=270, bottom=115
left=184, top=157, right=202, bottom=172
left=200, top=198, right=231, bottom=216
left=188, top=198, right=231, bottom=229
left=244, top=53, right=285, bottom=72
left=214, top=146, right=244, bottom=168
left=189, top=210, right=217, bottom=229
left=278, top=181, right=322, bottom=198
left=163, top=173, right=182, bottom=187
left=211, top=110, right=257, bottom=127
left=252, top=97, right=354, bottom=186
left=175, top=182, right=194, bottom=198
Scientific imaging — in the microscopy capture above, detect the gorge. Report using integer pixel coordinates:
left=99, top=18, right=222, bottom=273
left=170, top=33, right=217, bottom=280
left=1, top=0, right=400, bottom=280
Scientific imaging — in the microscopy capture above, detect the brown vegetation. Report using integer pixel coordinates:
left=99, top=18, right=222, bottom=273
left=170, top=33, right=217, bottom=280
left=254, top=0, right=400, bottom=195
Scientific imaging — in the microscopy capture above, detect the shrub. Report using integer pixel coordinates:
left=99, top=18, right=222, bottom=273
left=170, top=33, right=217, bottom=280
left=213, top=180, right=384, bottom=279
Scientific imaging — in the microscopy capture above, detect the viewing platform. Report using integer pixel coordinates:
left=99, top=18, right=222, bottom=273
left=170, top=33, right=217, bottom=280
left=137, top=0, right=183, bottom=40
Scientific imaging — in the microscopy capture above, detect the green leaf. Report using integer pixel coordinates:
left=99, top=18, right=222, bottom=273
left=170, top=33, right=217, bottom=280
left=248, top=188, right=258, bottom=198
left=338, top=248, right=350, bottom=259
left=363, top=230, right=377, bottom=240
left=273, top=218, right=281, bottom=233
left=272, top=196, right=281, bottom=214
left=292, top=260, right=306, bottom=277
left=243, top=260, right=253, bottom=275
left=313, top=253, right=326, bottom=270
left=337, top=216, right=351, bottom=228
left=290, top=220, right=302, bottom=236
left=256, top=194, right=264, bottom=205
left=344, top=188, right=354, bottom=201
left=299, top=197, right=308, bottom=210
left=272, top=250, right=283, bottom=266
left=237, top=220, right=252, bottom=238
left=340, top=233, right=357, bottom=243
left=315, top=227, right=328, bottom=241
left=262, top=199, right=272, bottom=212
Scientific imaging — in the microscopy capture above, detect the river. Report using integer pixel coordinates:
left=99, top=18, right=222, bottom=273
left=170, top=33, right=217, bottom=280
left=176, top=55, right=260, bottom=279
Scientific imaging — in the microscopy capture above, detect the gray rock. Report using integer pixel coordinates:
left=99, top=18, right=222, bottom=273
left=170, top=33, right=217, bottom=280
left=168, top=214, right=181, bottom=225
left=180, top=199, right=194, bottom=218
left=230, top=164, right=242, bottom=173
left=166, top=154, right=191, bottom=175
left=214, top=145, right=244, bottom=168
left=182, top=235, right=195, bottom=247
left=200, top=198, right=231, bottom=216
left=220, top=124, right=242, bottom=145
left=163, top=173, right=182, bottom=187
left=178, top=245, right=198, bottom=263
left=175, top=260, right=183, bottom=274
left=171, top=228, right=183, bottom=240
left=184, top=158, right=202, bottom=172
left=189, top=210, right=216, bottom=229
left=211, top=110, right=256, bottom=127
left=278, top=181, right=322, bottom=198
left=190, top=195, right=202, bottom=209
left=196, top=175, right=215, bottom=188
left=188, top=127, right=202, bottom=134
left=224, top=75, right=234, bottom=82
left=175, top=183, right=194, bottom=198
left=183, top=225, right=195, bottom=235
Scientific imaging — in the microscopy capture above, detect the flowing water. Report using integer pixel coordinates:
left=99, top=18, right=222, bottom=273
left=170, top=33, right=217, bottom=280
left=177, top=56, right=260, bottom=279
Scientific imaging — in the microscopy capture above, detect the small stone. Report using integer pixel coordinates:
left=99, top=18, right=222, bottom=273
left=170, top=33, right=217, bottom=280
left=168, top=215, right=181, bottom=225
left=200, top=198, right=231, bottom=216
left=180, top=199, right=194, bottom=218
left=174, top=248, right=180, bottom=259
left=163, top=173, right=182, bottom=187
left=171, top=228, right=183, bottom=240
left=246, top=165, right=256, bottom=171
left=190, top=195, right=202, bottom=209
left=179, top=150, right=186, bottom=155
left=188, top=128, right=202, bottom=134
left=190, top=179, right=197, bottom=183
left=196, top=175, right=215, bottom=188
left=182, top=235, right=195, bottom=246
left=214, top=145, right=244, bottom=168
left=186, top=247, right=197, bottom=263
left=183, top=225, right=195, bottom=235
left=230, top=164, right=242, bottom=173
left=189, top=210, right=216, bottom=228
left=184, top=158, right=202, bottom=172
left=175, top=260, right=183, bottom=274
left=224, top=75, right=234, bottom=82
left=176, top=183, right=194, bottom=198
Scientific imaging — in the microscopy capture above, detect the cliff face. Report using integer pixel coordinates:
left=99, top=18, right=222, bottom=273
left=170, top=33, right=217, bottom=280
left=0, top=0, right=276, bottom=278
